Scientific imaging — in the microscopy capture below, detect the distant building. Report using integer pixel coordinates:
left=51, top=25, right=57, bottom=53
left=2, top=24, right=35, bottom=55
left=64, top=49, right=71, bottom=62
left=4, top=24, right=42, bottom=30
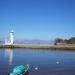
left=5, top=30, right=14, bottom=45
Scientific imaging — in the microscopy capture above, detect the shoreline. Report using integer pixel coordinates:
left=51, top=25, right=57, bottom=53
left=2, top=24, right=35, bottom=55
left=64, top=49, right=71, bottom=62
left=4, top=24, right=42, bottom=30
left=0, top=44, right=75, bottom=50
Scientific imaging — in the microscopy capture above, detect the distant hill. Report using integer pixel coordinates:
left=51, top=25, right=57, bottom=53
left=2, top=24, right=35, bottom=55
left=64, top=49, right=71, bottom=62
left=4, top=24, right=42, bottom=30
left=0, top=41, right=4, bottom=44
left=0, top=39, right=54, bottom=45
left=15, top=39, right=54, bottom=45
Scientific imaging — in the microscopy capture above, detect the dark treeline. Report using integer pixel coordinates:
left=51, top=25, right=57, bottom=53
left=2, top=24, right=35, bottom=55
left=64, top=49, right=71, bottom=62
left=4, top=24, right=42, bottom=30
left=54, top=37, right=75, bottom=45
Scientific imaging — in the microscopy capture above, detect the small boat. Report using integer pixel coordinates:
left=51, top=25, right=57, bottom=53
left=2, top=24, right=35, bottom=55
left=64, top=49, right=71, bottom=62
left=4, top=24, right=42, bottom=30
left=9, top=64, right=29, bottom=75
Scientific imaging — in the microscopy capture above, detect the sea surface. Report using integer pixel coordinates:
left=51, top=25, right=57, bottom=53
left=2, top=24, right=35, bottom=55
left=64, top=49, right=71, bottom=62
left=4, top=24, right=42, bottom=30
left=0, top=48, right=75, bottom=75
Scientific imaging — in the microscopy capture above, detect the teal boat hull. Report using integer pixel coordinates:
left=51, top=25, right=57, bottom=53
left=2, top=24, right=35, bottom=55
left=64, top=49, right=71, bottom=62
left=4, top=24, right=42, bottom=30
left=10, top=64, right=29, bottom=75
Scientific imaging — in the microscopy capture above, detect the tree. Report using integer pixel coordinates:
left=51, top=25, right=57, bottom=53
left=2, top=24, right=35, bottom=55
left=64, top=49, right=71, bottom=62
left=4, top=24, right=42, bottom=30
left=54, top=37, right=75, bottom=45
left=68, top=37, right=75, bottom=44
left=54, top=38, right=64, bottom=45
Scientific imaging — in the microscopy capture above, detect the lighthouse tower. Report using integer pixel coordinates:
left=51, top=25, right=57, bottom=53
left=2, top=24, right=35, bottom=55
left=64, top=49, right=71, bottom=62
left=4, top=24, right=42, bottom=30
left=10, top=30, right=14, bottom=44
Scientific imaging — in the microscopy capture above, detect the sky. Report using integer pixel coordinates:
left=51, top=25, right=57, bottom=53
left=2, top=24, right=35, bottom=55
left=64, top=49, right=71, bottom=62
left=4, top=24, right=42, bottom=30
left=0, top=0, right=75, bottom=40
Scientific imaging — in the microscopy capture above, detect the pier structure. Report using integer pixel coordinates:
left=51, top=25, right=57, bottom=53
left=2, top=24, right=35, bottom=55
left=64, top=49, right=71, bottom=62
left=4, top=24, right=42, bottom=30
left=1, top=30, right=75, bottom=50
left=0, top=44, right=75, bottom=50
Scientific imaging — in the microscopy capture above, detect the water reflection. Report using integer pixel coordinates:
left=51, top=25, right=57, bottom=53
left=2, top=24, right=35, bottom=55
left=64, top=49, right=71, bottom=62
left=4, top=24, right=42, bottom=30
left=5, top=48, right=13, bottom=65
left=2, top=49, right=75, bottom=75
left=24, top=71, right=29, bottom=75
left=5, top=49, right=30, bottom=75
left=7, top=71, right=29, bottom=75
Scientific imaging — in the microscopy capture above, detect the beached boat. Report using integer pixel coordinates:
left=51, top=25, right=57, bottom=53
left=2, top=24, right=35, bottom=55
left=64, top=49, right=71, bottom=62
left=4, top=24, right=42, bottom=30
left=9, top=64, right=29, bottom=75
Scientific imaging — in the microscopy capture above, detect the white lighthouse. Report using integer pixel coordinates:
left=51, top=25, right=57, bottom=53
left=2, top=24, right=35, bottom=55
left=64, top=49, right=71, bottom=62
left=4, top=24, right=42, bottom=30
left=10, top=30, right=14, bottom=44
left=5, top=30, right=14, bottom=45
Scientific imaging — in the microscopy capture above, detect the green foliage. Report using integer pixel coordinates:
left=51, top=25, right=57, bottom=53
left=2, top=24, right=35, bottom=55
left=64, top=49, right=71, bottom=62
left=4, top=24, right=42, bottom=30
left=54, top=37, right=75, bottom=44
left=68, top=37, right=75, bottom=44
left=54, top=38, right=64, bottom=45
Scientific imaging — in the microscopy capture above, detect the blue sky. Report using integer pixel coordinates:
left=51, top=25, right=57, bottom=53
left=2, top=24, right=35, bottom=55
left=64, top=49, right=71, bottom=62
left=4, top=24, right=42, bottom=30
left=0, top=0, right=75, bottom=40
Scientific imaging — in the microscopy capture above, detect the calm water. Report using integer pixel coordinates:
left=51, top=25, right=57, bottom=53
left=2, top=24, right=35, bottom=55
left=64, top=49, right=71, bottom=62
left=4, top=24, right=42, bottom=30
left=0, top=48, right=75, bottom=75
